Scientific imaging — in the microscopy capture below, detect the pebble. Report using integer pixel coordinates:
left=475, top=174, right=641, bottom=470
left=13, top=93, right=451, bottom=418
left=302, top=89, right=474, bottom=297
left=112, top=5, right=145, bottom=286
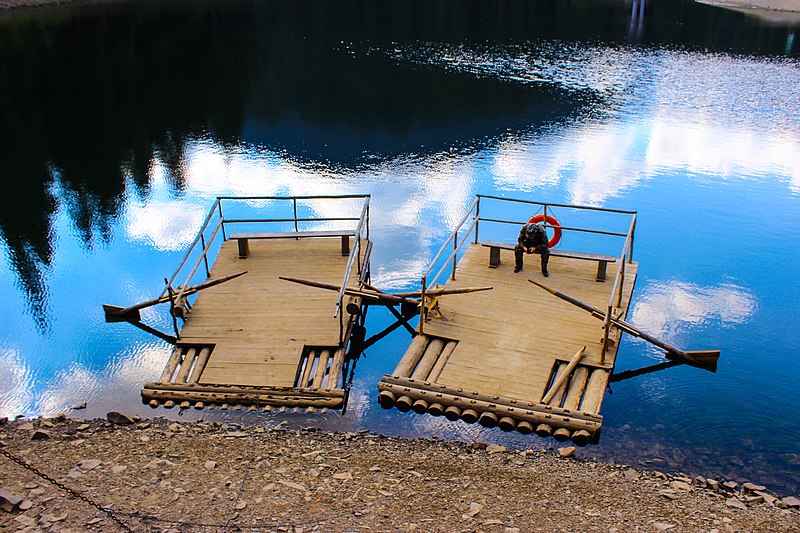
left=743, top=482, right=767, bottom=492
left=77, top=424, right=91, bottom=431
left=726, top=497, right=747, bottom=510
left=31, top=429, right=51, bottom=440
left=782, top=496, right=800, bottom=508
left=486, top=444, right=507, bottom=454
left=623, top=469, right=640, bottom=480
left=106, top=411, right=134, bottom=425
left=79, top=459, right=102, bottom=470
left=205, top=460, right=217, bottom=470
left=72, top=402, right=87, bottom=410
left=0, top=488, right=23, bottom=511
left=235, top=500, right=248, bottom=509
left=671, top=481, right=693, bottom=491
left=558, top=446, right=576, bottom=458
left=654, top=522, right=675, bottom=531
left=332, top=471, right=353, bottom=480
left=111, top=465, right=127, bottom=474
left=467, top=502, right=482, bottom=517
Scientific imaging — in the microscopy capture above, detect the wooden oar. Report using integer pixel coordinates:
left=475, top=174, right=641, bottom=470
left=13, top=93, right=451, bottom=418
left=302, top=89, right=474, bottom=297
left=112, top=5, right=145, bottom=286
left=104, top=270, right=248, bottom=322
left=529, top=280, right=720, bottom=372
left=279, top=276, right=419, bottom=306
left=392, top=286, right=493, bottom=298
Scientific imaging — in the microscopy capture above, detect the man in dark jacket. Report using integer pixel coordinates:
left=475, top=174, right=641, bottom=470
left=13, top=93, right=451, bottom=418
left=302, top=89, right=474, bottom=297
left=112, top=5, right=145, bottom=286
left=514, top=222, right=550, bottom=276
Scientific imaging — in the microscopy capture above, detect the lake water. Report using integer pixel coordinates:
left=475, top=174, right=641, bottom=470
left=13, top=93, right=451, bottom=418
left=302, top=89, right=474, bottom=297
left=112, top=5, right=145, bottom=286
left=1, top=0, right=799, bottom=495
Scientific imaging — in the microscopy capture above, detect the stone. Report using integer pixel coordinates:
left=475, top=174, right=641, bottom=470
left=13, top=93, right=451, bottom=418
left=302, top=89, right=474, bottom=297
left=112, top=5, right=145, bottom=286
left=484, top=519, right=504, bottom=526
left=79, top=459, right=102, bottom=470
left=670, top=481, right=692, bottom=491
left=707, top=479, right=719, bottom=492
left=18, top=499, right=33, bottom=510
left=653, top=522, right=675, bottom=531
left=77, top=424, right=91, bottom=431
left=73, top=402, right=87, bottom=410
left=205, top=460, right=217, bottom=470
left=87, top=517, right=103, bottom=525
left=226, top=431, right=249, bottom=438
left=722, top=481, right=738, bottom=492
left=467, top=502, right=483, bottom=517
left=0, top=417, right=7, bottom=425
left=106, top=412, right=134, bottom=425
left=486, top=444, right=507, bottom=454
left=277, top=480, right=308, bottom=492
left=0, top=488, right=23, bottom=511
left=235, top=500, right=247, bottom=510
left=726, top=498, right=747, bottom=510
left=623, top=469, right=640, bottom=480
left=470, top=442, right=488, bottom=450
left=782, top=496, right=800, bottom=508
left=742, top=482, right=766, bottom=492
left=31, top=429, right=51, bottom=440
left=332, top=472, right=353, bottom=480
left=17, top=422, right=34, bottom=430
left=755, top=490, right=777, bottom=505
left=111, top=465, right=127, bottom=474
left=558, top=447, right=576, bottom=458
left=505, top=528, right=520, bottom=533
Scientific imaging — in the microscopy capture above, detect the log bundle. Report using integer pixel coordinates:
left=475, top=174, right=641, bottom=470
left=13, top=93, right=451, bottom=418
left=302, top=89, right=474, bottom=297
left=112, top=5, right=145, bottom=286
left=377, top=375, right=604, bottom=445
left=143, top=344, right=348, bottom=411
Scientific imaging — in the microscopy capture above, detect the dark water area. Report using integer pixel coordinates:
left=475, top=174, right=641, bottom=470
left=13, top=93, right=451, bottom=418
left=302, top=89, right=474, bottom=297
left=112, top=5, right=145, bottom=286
left=1, top=0, right=799, bottom=495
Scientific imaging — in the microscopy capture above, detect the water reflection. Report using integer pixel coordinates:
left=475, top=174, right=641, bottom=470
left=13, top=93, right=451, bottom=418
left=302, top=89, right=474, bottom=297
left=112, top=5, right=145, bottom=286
left=630, top=280, right=757, bottom=342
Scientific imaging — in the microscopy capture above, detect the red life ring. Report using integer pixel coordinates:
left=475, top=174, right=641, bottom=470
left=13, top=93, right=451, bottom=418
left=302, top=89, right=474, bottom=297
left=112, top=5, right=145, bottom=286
left=528, top=214, right=562, bottom=248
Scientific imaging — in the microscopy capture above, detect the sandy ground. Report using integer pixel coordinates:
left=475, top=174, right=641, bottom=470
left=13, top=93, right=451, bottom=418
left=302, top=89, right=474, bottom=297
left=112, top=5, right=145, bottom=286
left=1, top=414, right=799, bottom=532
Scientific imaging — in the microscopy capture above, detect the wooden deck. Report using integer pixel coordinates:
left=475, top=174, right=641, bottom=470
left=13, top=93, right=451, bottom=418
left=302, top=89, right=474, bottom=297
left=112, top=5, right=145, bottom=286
left=378, top=242, right=637, bottom=445
left=142, top=236, right=368, bottom=411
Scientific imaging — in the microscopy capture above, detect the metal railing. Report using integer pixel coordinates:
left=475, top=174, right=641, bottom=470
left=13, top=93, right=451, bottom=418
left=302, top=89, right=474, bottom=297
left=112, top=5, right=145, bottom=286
left=419, top=195, right=637, bottom=343
left=162, top=195, right=370, bottom=340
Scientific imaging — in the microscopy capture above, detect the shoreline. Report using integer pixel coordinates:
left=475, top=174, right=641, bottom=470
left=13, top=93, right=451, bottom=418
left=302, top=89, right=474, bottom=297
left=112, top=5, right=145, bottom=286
left=1, top=414, right=799, bottom=532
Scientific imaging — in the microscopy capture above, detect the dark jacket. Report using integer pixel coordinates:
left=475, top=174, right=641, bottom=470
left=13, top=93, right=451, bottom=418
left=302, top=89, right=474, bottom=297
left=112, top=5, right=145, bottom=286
left=517, top=223, right=548, bottom=249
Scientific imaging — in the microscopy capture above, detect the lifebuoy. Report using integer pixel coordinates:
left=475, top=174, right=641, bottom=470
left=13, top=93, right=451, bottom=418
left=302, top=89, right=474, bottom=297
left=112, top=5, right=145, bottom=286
left=528, top=214, right=562, bottom=248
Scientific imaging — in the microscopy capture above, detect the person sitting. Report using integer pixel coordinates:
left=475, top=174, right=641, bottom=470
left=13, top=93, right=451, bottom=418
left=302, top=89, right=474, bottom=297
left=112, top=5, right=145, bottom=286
left=514, top=222, right=550, bottom=276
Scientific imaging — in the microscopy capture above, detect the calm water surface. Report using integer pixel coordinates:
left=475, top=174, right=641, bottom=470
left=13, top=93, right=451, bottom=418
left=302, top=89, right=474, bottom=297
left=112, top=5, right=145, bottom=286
left=1, top=0, right=799, bottom=494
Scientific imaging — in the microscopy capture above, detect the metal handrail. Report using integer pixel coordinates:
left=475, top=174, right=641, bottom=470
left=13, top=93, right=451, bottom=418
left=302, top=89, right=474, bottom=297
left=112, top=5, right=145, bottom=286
left=335, top=198, right=371, bottom=319
left=476, top=194, right=637, bottom=215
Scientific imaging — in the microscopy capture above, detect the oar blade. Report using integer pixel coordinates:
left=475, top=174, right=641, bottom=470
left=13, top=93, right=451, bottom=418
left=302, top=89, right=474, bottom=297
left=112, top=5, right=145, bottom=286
left=665, top=350, right=719, bottom=373
left=103, top=304, right=141, bottom=323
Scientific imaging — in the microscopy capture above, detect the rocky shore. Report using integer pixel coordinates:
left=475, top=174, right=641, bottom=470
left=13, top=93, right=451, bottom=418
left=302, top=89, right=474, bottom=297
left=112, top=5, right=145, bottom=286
left=1, top=414, right=799, bottom=532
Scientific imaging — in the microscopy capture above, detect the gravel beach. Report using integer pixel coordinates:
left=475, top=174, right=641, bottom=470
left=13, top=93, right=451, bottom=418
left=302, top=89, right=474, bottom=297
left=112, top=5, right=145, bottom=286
left=1, top=414, right=799, bottom=532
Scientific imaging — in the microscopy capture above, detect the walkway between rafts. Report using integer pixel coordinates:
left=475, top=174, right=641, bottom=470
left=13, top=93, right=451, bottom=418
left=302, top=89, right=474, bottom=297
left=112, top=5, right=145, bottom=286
left=378, top=196, right=639, bottom=445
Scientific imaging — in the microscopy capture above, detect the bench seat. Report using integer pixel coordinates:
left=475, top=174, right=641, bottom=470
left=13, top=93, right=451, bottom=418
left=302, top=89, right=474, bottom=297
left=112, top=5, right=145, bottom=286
left=480, top=240, right=617, bottom=281
left=230, top=230, right=357, bottom=258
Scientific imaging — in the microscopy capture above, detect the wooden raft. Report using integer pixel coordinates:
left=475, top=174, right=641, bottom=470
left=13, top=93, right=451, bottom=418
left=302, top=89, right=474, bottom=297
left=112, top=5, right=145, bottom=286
left=378, top=242, right=638, bottom=445
left=142, top=236, right=367, bottom=411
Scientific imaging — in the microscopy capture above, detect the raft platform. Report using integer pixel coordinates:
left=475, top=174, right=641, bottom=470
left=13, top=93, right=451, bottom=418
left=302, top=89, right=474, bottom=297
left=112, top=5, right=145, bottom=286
left=378, top=196, right=638, bottom=445
left=113, top=195, right=371, bottom=412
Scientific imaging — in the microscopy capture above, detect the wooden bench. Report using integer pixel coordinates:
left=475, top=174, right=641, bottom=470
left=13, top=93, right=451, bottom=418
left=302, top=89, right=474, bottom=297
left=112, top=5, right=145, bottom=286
left=480, top=240, right=617, bottom=281
left=230, top=230, right=357, bottom=258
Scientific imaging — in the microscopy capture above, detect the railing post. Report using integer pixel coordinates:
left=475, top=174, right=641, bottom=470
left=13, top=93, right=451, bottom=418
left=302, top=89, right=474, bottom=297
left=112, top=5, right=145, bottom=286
left=474, top=197, right=481, bottom=244
left=615, top=258, right=626, bottom=308
left=293, top=198, right=299, bottom=235
left=452, top=233, right=458, bottom=280
left=419, top=277, right=426, bottom=335
left=200, top=234, right=210, bottom=277
left=218, top=200, right=226, bottom=241
left=601, top=304, right=612, bottom=365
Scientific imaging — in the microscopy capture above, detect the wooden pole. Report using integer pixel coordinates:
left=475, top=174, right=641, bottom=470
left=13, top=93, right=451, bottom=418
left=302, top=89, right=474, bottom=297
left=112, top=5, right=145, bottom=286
left=326, top=348, right=346, bottom=390
left=411, top=339, right=445, bottom=380
left=393, top=335, right=430, bottom=377
left=299, top=351, right=316, bottom=388
left=188, top=346, right=212, bottom=383
left=444, top=405, right=462, bottom=421
left=160, top=346, right=184, bottom=383
left=580, top=369, right=609, bottom=415
left=542, top=347, right=586, bottom=405
left=427, top=341, right=458, bottom=383
left=529, top=280, right=719, bottom=370
left=312, top=350, right=331, bottom=388
left=562, top=366, right=589, bottom=411
left=174, top=347, right=197, bottom=384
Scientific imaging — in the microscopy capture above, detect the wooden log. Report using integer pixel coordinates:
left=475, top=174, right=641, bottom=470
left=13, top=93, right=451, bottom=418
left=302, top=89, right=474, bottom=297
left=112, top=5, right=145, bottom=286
left=194, top=402, right=204, bottom=410
left=378, top=390, right=396, bottom=409
left=140, top=389, right=343, bottom=408
left=444, top=405, right=462, bottom=421
left=542, top=346, right=586, bottom=405
left=535, top=424, right=553, bottom=437
left=180, top=401, right=190, bottom=409
left=175, top=347, right=197, bottom=384
left=428, top=403, right=444, bottom=416
left=393, top=336, right=430, bottom=377
left=553, top=428, right=571, bottom=442
left=426, top=341, right=458, bottom=383
left=312, top=350, right=331, bottom=389
left=380, top=375, right=603, bottom=424
left=562, top=366, right=589, bottom=411
left=149, top=400, right=159, bottom=408
left=164, top=400, right=176, bottom=409
left=188, top=346, right=212, bottom=384
left=221, top=403, right=228, bottom=410
left=160, top=346, right=184, bottom=383
left=262, top=405, right=272, bottom=412
left=327, top=348, right=345, bottom=390
left=461, top=408, right=479, bottom=424
left=579, top=369, right=609, bottom=415
left=571, top=430, right=592, bottom=447
left=498, top=417, right=517, bottom=432
left=346, top=296, right=362, bottom=316
left=517, top=420, right=534, bottom=435
left=142, top=382, right=343, bottom=399
left=412, top=399, right=429, bottom=414
left=411, top=339, right=445, bottom=380
left=395, top=395, right=413, bottom=412
left=299, top=351, right=317, bottom=388
left=478, top=411, right=499, bottom=428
